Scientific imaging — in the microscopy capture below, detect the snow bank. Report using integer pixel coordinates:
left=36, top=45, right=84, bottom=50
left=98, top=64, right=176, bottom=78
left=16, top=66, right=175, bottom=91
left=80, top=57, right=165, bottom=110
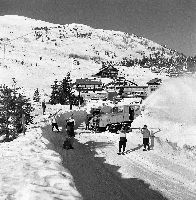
left=132, top=76, right=196, bottom=147
left=0, top=116, right=82, bottom=200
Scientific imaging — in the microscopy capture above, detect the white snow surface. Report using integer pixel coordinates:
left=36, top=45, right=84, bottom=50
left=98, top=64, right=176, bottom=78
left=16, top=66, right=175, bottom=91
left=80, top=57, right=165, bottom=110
left=0, top=15, right=195, bottom=200
left=0, top=112, right=82, bottom=200
left=75, top=127, right=196, bottom=200
left=0, top=99, right=196, bottom=199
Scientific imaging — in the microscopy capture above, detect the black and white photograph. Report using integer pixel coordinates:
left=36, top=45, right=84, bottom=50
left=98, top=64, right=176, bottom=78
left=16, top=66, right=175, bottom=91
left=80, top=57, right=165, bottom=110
left=0, top=0, right=195, bottom=199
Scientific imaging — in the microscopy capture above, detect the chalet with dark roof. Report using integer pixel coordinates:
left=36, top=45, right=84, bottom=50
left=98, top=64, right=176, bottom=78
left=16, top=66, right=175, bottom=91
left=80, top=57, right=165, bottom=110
left=147, top=78, right=162, bottom=94
left=94, top=66, right=118, bottom=79
left=147, top=78, right=162, bottom=85
left=75, top=78, right=103, bottom=92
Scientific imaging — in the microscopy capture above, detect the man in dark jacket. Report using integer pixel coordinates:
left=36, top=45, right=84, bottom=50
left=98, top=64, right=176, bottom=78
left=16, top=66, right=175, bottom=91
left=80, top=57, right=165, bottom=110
left=85, top=114, right=92, bottom=130
left=42, top=101, right=46, bottom=115
left=66, top=114, right=75, bottom=149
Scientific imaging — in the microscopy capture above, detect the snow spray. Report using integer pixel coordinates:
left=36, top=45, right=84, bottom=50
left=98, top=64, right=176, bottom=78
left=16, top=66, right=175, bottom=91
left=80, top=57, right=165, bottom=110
left=132, top=76, right=196, bottom=147
left=144, top=76, right=196, bottom=124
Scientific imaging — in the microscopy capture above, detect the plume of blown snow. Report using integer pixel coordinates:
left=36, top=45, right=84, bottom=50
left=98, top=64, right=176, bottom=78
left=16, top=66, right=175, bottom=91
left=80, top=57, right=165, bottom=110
left=145, top=77, right=196, bottom=124
left=132, top=76, right=196, bottom=147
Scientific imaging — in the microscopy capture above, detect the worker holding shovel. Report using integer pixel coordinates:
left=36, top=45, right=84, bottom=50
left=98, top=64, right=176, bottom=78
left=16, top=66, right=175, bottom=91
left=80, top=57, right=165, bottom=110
left=49, top=109, right=62, bottom=132
left=140, top=125, right=151, bottom=151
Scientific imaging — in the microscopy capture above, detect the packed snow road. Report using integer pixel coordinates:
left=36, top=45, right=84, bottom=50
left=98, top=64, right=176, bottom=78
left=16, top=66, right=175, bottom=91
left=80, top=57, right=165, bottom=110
left=42, top=125, right=167, bottom=200
left=75, top=129, right=196, bottom=200
left=61, top=140, right=167, bottom=200
left=41, top=108, right=196, bottom=200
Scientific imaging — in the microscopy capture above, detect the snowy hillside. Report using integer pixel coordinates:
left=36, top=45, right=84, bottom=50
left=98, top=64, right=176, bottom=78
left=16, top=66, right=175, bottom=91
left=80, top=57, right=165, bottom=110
left=0, top=15, right=196, bottom=200
left=0, top=15, right=191, bottom=97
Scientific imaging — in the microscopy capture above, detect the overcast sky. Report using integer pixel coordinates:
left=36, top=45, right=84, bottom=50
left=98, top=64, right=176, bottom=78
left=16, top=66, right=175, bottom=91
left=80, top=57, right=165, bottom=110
left=0, top=0, right=195, bottom=56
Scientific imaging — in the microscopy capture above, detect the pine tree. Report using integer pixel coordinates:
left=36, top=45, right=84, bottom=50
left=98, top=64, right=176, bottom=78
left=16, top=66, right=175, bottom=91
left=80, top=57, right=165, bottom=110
left=0, top=85, right=13, bottom=141
left=0, top=85, right=34, bottom=141
left=58, top=72, right=74, bottom=105
left=33, top=88, right=40, bottom=102
left=50, top=79, right=60, bottom=105
left=50, top=73, right=80, bottom=109
left=72, top=95, right=84, bottom=106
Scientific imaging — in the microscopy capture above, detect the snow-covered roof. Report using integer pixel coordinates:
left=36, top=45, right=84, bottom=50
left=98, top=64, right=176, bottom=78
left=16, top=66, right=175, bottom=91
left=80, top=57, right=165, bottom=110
left=147, top=78, right=162, bottom=85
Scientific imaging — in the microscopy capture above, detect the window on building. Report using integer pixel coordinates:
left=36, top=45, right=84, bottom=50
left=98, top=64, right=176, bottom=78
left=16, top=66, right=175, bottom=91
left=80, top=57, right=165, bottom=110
left=86, top=85, right=93, bottom=88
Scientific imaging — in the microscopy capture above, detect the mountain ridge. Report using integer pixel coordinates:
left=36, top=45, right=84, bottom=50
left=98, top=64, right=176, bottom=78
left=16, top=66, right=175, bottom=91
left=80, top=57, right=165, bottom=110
left=0, top=15, right=195, bottom=97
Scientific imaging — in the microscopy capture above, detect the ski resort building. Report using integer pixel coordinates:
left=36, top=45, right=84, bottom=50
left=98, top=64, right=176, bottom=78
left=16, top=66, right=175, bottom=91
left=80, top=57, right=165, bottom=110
left=81, top=90, right=108, bottom=101
left=75, top=78, right=103, bottom=92
left=105, top=78, right=137, bottom=90
left=119, top=78, right=162, bottom=98
left=146, top=78, right=162, bottom=94
left=122, top=86, right=148, bottom=99
left=94, top=66, right=119, bottom=79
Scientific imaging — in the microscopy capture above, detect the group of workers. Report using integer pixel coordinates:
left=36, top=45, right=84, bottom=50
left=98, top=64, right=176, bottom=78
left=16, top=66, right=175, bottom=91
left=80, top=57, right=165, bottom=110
left=118, top=124, right=156, bottom=154
left=42, top=101, right=76, bottom=149
left=49, top=110, right=76, bottom=149
left=43, top=101, right=157, bottom=153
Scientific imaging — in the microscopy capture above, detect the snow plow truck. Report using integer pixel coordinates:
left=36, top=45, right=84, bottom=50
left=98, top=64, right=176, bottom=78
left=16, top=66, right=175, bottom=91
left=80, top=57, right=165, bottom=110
left=89, top=104, right=141, bottom=132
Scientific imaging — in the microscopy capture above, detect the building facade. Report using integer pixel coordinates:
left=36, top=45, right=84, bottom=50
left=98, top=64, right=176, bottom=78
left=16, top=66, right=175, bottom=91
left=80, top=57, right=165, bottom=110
left=75, top=78, right=103, bottom=92
left=105, top=78, right=137, bottom=90
left=123, top=86, right=148, bottom=99
left=146, top=78, right=162, bottom=95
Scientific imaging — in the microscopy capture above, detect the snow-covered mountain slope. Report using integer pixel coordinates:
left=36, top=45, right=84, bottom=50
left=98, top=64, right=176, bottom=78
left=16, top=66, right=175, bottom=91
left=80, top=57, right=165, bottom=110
left=0, top=15, right=191, bottom=97
left=1, top=15, right=196, bottom=200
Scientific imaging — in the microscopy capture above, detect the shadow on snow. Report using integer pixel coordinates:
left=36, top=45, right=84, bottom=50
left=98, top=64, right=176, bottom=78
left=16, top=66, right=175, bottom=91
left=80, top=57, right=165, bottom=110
left=41, top=122, right=168, bottom=200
